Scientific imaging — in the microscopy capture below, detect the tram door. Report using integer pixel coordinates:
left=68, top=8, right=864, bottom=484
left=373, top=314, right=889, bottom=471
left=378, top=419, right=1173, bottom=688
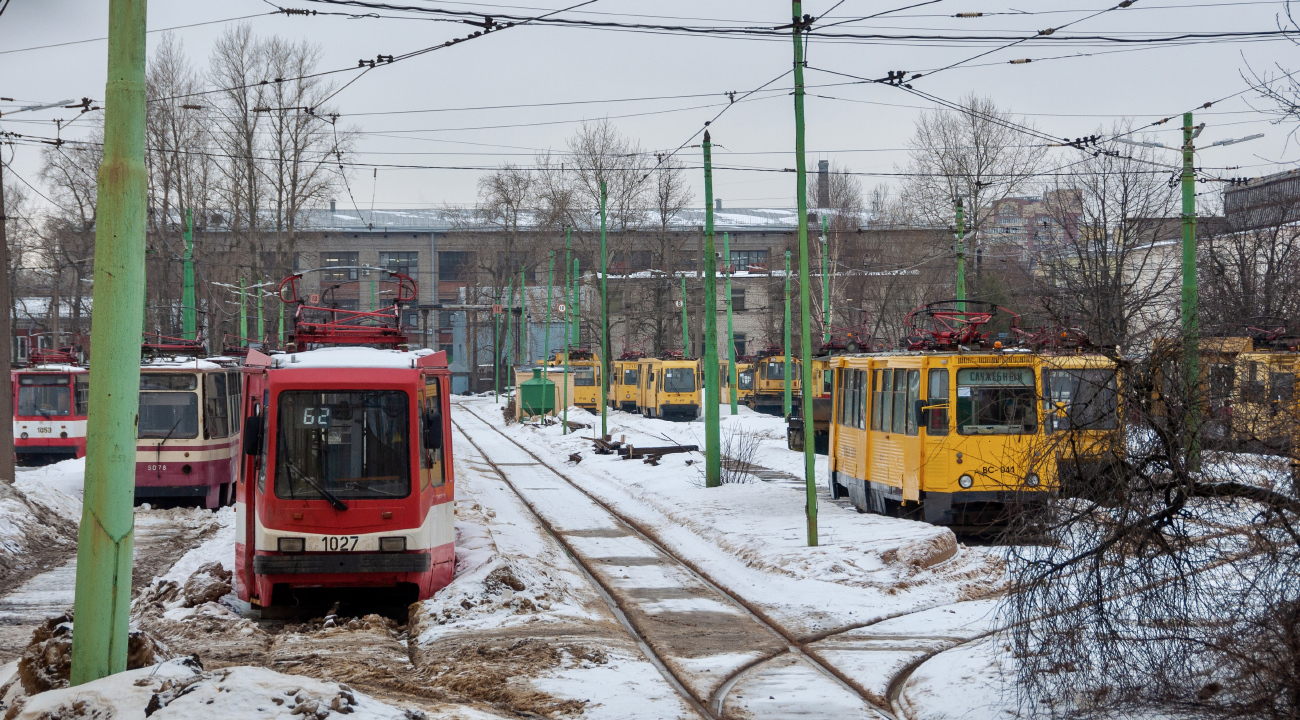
left=898, top=365, right=922, bottom=502
left=920, top=365, right=950, bottom=493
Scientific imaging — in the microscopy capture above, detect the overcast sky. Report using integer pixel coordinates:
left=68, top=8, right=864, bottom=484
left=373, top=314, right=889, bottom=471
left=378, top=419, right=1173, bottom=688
left=3, top=0, right=1299, bottom=212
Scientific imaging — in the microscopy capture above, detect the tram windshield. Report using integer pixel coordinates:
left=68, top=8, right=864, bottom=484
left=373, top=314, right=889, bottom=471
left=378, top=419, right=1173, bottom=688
left=574, top=367, right=597, bottom=386
left=662, top=367, right=696, bottom=393
left=1044, top=369, right=1119, bottom=432
left=17, top=374, right=71, bottom=417
left=274, top=390, right=411, bottom=502
left=738, top=371, right=754, bottom=390
left=138, top=392, right=199, bottom=438
left=956, top=367, right=1037, bottom=435
left=622, top=368, right=640, bottom=386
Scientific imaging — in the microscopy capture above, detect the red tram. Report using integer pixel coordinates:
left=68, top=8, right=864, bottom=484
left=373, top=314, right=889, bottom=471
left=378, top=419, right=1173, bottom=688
left=12, top=364, right=89, bottom=465
left=234, top=268, right=454, bottom=610
left=134, top=335, right=243, bottom=509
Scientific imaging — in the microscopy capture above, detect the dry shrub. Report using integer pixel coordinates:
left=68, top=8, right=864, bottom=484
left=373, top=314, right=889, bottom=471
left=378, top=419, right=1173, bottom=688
left=720, top=424, right=761, bottom=484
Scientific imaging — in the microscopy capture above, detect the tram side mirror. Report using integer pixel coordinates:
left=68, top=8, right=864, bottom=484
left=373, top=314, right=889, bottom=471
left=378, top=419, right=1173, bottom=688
left=423, top=410, right=443, bottom=450
left=243, top=414, right=263, bottom=456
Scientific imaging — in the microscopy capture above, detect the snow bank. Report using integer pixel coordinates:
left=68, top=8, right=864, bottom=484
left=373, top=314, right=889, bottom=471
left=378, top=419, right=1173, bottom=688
left=6, top=657, right=422, bottom=720
left=0, top=459, right=84, bottom=581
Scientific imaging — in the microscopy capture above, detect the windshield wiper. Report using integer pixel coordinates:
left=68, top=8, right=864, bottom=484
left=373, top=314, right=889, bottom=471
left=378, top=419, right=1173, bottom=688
left=344, top=482, right=400, bottom=498
left=284, top=460, right=348, bottom=511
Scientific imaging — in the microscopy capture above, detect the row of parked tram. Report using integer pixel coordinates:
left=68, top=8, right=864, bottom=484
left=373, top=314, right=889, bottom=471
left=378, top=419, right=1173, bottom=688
left=12, top=267, right=458, bottom=612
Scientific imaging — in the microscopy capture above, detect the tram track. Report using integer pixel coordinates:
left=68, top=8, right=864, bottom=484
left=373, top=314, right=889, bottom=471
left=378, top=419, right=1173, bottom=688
left=453, top=403, right=897, bottom=719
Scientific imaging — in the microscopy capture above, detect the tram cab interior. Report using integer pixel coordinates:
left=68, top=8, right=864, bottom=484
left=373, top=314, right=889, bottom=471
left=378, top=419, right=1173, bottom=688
left=12, top=365, right=89, bottom=465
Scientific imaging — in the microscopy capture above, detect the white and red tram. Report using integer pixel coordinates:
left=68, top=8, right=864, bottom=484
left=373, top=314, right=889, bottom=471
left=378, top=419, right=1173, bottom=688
left=234, top=269, right=454, bottom=610
left=134, top=336, right=243, bottom=509
left=12, top=364, right=89, bottom=465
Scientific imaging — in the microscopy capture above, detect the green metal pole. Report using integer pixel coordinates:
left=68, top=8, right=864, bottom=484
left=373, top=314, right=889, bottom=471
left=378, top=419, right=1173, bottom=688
left=955, top=196, right=967, bottom=312
left=599, top=181, right=610, bottom=438
left=238, top=278, right=247, bottom=347
left=680, top=275, right=689, bottom=356
left=724, top=232, right=738, bottom=414
left=792, top=2, right=818, bottom=546
left=1182, top=112, right=1200, bottom=465
left=820, top=216, right=830, bottom=345
left=545, top=251, right=553, bottom=368
left=181, top=208, right=195, bottom=341
left=702, top=132, right=721, bottom=488
left=565, top=228, right=575, bottom=346
left=784, top=250, right=793, bottom=418
left=71, top=0, right=146, bottom=686
left=369, top=277, right=375, bottom=312
left=520, top=265, right=527, bottom=364
left=572, top=258, right=580, bottom=347
left=504, top=279, right=515, bottom=371
left=278, top=300, right=285, bottom=347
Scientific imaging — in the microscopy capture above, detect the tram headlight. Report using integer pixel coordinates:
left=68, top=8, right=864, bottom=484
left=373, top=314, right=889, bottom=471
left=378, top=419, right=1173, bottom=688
left=20, top=432, right=27, bottom=439
left=1025, top=472, right=1041, bottom=488
left=60, top=432, right=67, bottom=439
left=379, top=537, right=407, bottom=553
left=277, top=537, right=305, bottom=553
left=958, top=474, right=974, bottom=489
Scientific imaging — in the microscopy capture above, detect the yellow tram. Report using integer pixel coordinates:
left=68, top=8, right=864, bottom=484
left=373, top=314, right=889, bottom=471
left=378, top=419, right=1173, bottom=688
left=550, top=349, right=602, bottom=412
left=636, top=355, right=701, bottom=420
left=609, top=353, right=646, bottom=412
left=788, top=356, right=835, bottom=453
left=828, top=303, right=1122, bottom=531
left=750, top=353, right=800, bottom=415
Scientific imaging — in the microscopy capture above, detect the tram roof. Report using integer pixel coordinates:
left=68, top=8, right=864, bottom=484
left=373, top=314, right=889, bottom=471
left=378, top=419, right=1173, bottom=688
left=16, top=364, right=84, bottom=373
left=142, top=357, right=227, bottom=371
left=269, top=346, right=436, bottom=369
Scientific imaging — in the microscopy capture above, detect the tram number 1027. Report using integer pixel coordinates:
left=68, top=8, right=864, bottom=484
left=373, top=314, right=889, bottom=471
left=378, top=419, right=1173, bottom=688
left=321, top=535, right=360, bottom=551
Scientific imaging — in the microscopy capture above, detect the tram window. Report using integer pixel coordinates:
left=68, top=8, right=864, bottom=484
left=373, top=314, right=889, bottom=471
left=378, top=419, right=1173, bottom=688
left=574, top=367, right=597, bottom=386
left=869, top=370, right=881, bottom=430
left=857, top=371, right=869, bottom=429
left=138, top=392, right=199, bottom=439
left=275, top=390, right=411, bottom=501
left=1270, top=372, right=1294, bottom=406
left=926, top=369, right=949, bottom=436
left=18, top=378, right=72, bottom=417
left=663, top=367, right=696, bottom=393
left=738, top=371, right=753, bottom=390
left=75, top=375, right=89, bottom=416
left=878, top=369, right=893, bottom=432
left=1243, top=362, right=1266, bottom=402
left=905, top=370, right=920, bottom=436
left=891, top=370, right=908, bottom=435
left=1044, top=369, right=1119, bottom=432
left=956, top=367, right=1037, bottom=435
left=623, top=367, right=640, bottom=387
left=422, top=379, right=445, bottom=488
left=204, top=372, right=230, bottom=439
left=141, top=373, right=197, bottom=391
left=1207, top=364, right=1235, bottom=403
left=227, top=372, right=242, bottom=426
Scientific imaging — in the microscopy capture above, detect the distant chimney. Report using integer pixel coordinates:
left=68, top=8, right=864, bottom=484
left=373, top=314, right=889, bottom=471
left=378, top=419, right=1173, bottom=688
left=817, top=160, right=830, bottom=209
left=330, top=199, right=336, bottom=212
left=715, top=198, right=722, bottom=211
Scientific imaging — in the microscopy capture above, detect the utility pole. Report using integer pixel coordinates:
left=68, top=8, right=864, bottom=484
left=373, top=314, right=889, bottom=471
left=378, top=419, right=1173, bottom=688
left=784, top=250, right=792, bottom=419
left=702, top=132, right=721, bottom=488
left=182, top=208, right=195, bottom=341
left=504, top=279, right=515, bottom=372
left=680, top=275, right=689, bottom=356
left=572, top=258, right=580, bottom=347
left=238, top=278, right=247, bottom=347
left=520, top=265, right=527, bottom=365
left=71, top=0, right=146, bottom=685
left=0, top=153, right=15, bottom=485
left=256, top=284, right=264, bottom=348
left=1182, top=111, right=1201, bottom=464
left=955, top=196, right=966, bottom=312
left=723, top=232, right=738, bottom=414
left=792, top=1, right=818, bottom=546
left=545, top=251, right=553, bottom=366
left=278, top=301, right=285, bottom=348
left=820, top=216, right=830, bottom=345
left=599, top=181, right=610, bottom=438
left=563, top=229, right=571, bottom=434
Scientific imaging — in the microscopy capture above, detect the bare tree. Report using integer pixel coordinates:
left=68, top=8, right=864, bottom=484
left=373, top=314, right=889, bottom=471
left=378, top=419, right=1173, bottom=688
left=807, top=161, right=864, bottom=339
left=1032, top=131, right=1183, bottom=349
left=565, top=119, right=650, bottom=233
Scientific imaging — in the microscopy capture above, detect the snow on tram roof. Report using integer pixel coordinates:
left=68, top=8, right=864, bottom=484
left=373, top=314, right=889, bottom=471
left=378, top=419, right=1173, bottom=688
left=16, top=364, right=84, bottom=373
left=270, top=346, right=436, bottom=370
left=142, top=356, right=228, bottom=371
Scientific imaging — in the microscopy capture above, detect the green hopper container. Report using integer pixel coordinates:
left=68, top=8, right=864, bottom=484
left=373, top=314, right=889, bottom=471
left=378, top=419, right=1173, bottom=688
left=519, top=368, right=556, bottom=418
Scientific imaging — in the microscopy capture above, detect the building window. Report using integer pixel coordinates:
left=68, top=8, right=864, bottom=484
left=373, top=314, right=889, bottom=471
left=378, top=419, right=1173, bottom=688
left=733, top=333, right=747, bottom=357
left=320, top=252, right=359, bottom=281
left=380, top=251, right=419, bottom=278
left=402, top=310, right=420, bottom=328
left=439, top=343, right=454, bottom=362
left=332, top=298, right=359, bottom=311
left=730, top=249, right=769, bottom=273
left=438, top=251, right=475, bottom=281
left=731, top=287, right=746, bottom=311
